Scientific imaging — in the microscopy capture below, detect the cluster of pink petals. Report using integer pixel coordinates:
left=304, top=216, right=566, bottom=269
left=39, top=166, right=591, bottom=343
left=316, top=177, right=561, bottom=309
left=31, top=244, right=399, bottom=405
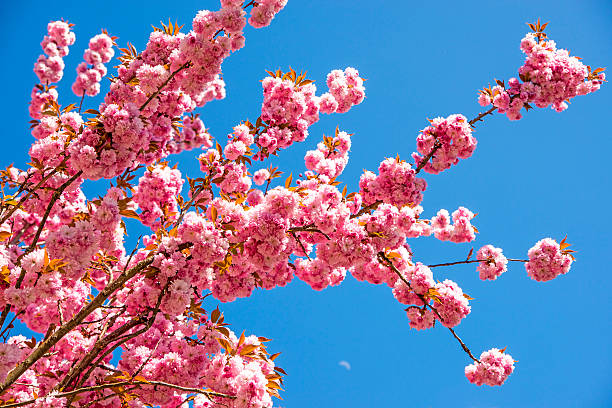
left=224, top=124, right=255, bottom=160
left=405, top=307, right=436, bottom=330
left=68, top=0, right=259, bottom=179
left=430, top=207, right=477, bottom=243
left=69, top=103, right=146, bottom=180
left=31, top=111, right=83, bottom=140
left=412, top=114, right=476, bottom=174
left=476, top=244, right=508, bottom=280
left=34, top=21, right=75, bottom=84
left=465, top=348, right=515, bottom=386
left=133, top=164, right=184, bottom=229
left=526, top=238, right=572, bottom=281
left=257, top=77, right=319, bottom=156
left=252, top=169, right=270, bottom=186
left=254, top=67, right=364, bottom=160
left=479, top=33, right=605, bottom=120
left=29, top=87, right=58, bottom=120
left=433, top=279, right=471, bottom=328
left=359, top=158, right=427, bottom=207
left=167, top=115, right=213, bottom=154
left=247, top=0, right=288, bottom=28
left=72, top=33, right=114, bottom=97
left=304, top=130, right=351, bottom=179
left=319, top=68, right=366, bottom=114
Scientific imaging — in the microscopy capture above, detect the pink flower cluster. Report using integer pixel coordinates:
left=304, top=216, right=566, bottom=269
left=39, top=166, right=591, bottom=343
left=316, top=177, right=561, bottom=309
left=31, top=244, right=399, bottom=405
left=434, top=279, right=471, bottom=328
left=476, top=244, right=508, bottom=280
left=34, top=21, right=75, bottom=84
left=319, top=68, right=366, bottom=114
left=72, top=33, right=115, bottom=97
left=69, top=103, right=146, bottom=180
left=29, top=86, right=58, bottom=119
left=224, top=124, right=254, bottom=160
left=166, top=115, right=213, bottom=154
left=478, top=33, right=605, bottom=120
left=525, top=238, right=572, bottom=282
left=392, top=263, right=471, bottom=329
left=133, top=164, right=184, bottom=229
left=304, top=130, right=351, bottom=179
left=465, top=348, right=515, bottom=386
left=359, top=157, right=427, bottom=207
left=247, top=0, right=288, bottom=28
left=430, top=207, right=477, bottom=243
left=257, top=77, right=319, bottom=156
left=412, top=114, right=476, bottom=174
left=253, top=169, right=270, bottom=186
left=69, top=0, right=268, bottom=179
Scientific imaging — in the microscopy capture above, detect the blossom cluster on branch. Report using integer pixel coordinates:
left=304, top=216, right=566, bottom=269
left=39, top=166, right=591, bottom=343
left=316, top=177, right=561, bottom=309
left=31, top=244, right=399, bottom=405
left=0, top=4, right=603, bottom=407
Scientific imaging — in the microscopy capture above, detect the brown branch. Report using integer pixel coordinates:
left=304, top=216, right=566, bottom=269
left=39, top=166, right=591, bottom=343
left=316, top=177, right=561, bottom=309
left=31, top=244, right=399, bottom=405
left=289, top=231, right=311, bottom=260
left=415, top=140, right=442, bottom=174
left=78, top=92, right=86, bottom=114
left=287, top=225, right=330, bottom=240
left=173, top=184, right=205, bottom=229
left=350, top=200, right=382, bottom=219
left=68, top=281, right=171, bottom=395
left=427, top=258, right=528, bottom=268
left=468, top=106, right=498, bottom=126
left=139, top=62, right=191, bottom=111
left=0, top=311, right=23, bottom=340
left=0, top=252, right=157, bottom=394
left=0, top=380, right=235, bottom=408
left=377, top=252, right=480, bottom=363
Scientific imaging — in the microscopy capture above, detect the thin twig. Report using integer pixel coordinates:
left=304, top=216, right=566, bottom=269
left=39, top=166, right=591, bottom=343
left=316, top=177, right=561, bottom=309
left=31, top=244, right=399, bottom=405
left=427, top=258, right=528, bottom=268
left=378, top=252, right=480, bottom=363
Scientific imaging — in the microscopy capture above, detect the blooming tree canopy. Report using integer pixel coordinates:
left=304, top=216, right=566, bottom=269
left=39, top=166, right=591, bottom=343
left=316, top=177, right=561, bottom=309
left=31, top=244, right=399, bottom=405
left=0, top=2, right=605, bottom=407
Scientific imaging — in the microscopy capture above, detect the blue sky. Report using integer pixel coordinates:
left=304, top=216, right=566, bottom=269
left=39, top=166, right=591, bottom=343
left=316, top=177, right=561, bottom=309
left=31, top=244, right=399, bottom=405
left=1, top=0, right=611, bottom=407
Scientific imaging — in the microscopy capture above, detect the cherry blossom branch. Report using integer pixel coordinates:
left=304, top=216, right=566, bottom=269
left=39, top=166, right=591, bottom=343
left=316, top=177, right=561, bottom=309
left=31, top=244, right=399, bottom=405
left=0, top=380, right=235, bottom=408
left=16, top=170, right=83, bottom=268
left=350, top=200, right=382, bottom=219
left=78, top=91, right=86, bottom=113
left=0, top=169, right=83, bottom=334
left=0, top=252, right=157, bottom=393
left=287, top=225, right=330, bottom=240
left=139, top=61, right=191, bottom=111
left=67, top=282, right=172, bottom=394
left=289, top=231, right=311, bottom=260
left=427, top=258, right=528, bottom=268
left=415, top=105, right=498, bottom=174
left=0, top=159, right=67, bottom=225
left=174, top=184, right=206, bottom=229
left=415, top=140, right=442, bottom=174
left=0, top=311, right=23, bottom=340
left=377, top=252, right=480, bottom=363
left=468, top=106, right=497, bottom=126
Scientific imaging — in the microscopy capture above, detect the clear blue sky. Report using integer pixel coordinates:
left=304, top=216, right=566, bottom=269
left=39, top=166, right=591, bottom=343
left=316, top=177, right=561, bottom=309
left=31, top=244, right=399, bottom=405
left=1, top=1, right=611, bottom=407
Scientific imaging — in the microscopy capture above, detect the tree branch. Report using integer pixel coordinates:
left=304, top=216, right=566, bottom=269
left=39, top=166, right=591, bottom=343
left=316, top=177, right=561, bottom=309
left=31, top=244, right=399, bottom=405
left=377, top=252, right=480, bottom=363
left=0, top=380, right=235, bottom=408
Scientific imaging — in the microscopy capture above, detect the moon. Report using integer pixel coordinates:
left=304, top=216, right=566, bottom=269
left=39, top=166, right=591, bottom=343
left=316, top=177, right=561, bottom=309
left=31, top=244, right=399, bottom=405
left=338, top=360, right=351, bottom=370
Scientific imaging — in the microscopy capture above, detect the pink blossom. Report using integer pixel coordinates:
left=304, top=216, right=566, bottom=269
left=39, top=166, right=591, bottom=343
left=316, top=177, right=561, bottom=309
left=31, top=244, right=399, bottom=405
left=525, top=238, right=573, bottom=281
left=465, top=348, right=515, bottom=386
